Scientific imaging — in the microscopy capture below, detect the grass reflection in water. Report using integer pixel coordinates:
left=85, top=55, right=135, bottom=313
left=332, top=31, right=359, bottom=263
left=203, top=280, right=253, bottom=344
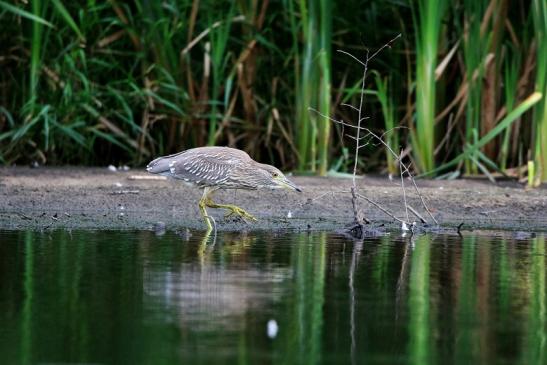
left=0, top=230, right=544, bottom=365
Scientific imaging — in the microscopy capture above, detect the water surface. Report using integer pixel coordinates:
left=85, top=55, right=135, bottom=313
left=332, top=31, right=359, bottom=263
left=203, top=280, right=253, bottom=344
left=0, top=230, right=545, bottom=365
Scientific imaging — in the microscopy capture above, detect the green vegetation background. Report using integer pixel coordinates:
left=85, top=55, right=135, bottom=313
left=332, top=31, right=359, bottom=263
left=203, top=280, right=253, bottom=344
left=0, top=0, right=545, bottom=182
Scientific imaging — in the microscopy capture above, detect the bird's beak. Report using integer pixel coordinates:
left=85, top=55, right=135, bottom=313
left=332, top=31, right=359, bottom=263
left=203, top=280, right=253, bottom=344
left=279, top=177, right=302, bottom=192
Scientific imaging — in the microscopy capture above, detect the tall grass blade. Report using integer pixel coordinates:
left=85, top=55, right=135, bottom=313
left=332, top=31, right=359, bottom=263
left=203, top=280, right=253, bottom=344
left=423, top=92, right=542, bottom=176
left=532, top=0, right=547, bottom=182
left=461, top=0, right=488, bottom=174
left=0, top=0, right=542, bottom=174
left=317, top=0, right=332, bottom=176
left=0, top=1, right=52, bottom=27
left=499, top=47, right=520, bottom=171
left=29, top=0, right=43, bottom=113
left=206, top=3, right=235, bottom=146
left=50, top=0, right=83, bottom=40
left=374, top=72, right=398, bottom=174
left=295, top=0, right=332, bottom=174
left=296, top=0, right=315, bottom=171
left=410, top=0, right=447, bottom=173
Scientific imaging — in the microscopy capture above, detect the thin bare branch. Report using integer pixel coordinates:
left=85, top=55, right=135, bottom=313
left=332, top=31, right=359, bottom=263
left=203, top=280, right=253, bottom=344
left=399, top=150, right=410, bottom=223
left=406, top=170, right=439, bottom=224
left=407, top=205, right=427, bottom=224
left=353, top=49, right=369, bottom=188
left=318, top=35, right=438, bottom=232
left=369, top=33, right=402, bottom=60
left=341, top=103, right=359, bottom=112
left=336, top=50, right=365, bottom=66
left=357, top=143, right=371, bottom=150
left=347, top=125, right=439, bottom=225
left=308, top=107, right=369, bottom=131
left=347, top=134, right=372, bottom=142
left=356, top=193, right=407, bottom=224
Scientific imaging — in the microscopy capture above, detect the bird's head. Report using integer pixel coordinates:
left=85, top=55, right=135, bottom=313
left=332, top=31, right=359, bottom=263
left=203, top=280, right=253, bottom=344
left=256, top=164, right=302, bottom=192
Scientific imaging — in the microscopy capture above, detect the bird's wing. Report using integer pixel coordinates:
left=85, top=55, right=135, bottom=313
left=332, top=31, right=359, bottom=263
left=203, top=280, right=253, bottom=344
left=169, top=148, right=252, bottom=186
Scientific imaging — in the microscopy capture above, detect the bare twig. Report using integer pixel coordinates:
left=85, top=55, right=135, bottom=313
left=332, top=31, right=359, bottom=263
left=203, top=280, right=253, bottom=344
left=308, top=107, right=369, bottom=131
left=368, top=33, right=402, bottom=60
left=407, top=205, right=427, bottom=224
left=353, top=49, right=369, bottom=188
left=337, top=50, right=365, bottom=66
left=406, top=173, right=438, bottom=224
left=351, top=188, right=371, bottom=224
left=341, top=103, right=359, bottom=112
left=400, top=150, right=410, bottom=223
left=355, top=193, right=406, bottom=224
left=312, top=34, right=440, bottom=231
left=353, top=127, right=438, bottom=225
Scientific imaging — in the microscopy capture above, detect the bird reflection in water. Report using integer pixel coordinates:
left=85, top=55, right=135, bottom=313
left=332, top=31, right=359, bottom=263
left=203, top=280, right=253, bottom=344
left=143, top=231, right=291, bottom=332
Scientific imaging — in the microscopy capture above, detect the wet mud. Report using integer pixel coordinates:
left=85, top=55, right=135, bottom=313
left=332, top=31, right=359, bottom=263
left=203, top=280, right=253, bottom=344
left=1, top=167, right=546, bottom=232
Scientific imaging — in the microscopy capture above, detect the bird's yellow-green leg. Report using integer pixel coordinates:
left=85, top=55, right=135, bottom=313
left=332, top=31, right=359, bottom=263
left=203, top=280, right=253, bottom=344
left=213, top=203, right=258, bottom=222
left=205, top=196, right=257, bottom=222
left=199, top=188, right=216, bottom=232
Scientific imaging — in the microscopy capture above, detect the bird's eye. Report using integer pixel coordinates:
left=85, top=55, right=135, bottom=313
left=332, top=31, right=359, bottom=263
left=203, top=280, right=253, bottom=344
left=272, top=172, right=279, bottom=178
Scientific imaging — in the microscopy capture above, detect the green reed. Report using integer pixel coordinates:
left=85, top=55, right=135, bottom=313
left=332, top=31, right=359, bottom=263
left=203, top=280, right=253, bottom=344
left=0, top=0, right=544, bottom=184
left=500, top=47, right=520, bottom=171
left=461, top=0, right=488, bottom=175
left=410, top=0, right=446, bottom=173
left=207, top=3, right=235, bottom=146
left=317, top=0, right=332, bottom=176
left=295, top=0, right=316, bottom=172
left=423, top=92, right=542, bottom=177
left=29, top=0, right=43, bottom=113
left=294, top=0, right=331, bottom=174
left=532, top=0, right=547, bottom=183
left=374, top=72, right=398, bottom=175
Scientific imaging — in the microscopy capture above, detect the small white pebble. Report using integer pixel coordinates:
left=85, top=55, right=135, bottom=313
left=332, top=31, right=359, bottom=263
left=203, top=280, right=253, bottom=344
left=267, top=319, right=278, bottom=339
left=119, top=205, right=125, bottom=210
left=108, top=165, right=117, bottom=172
left=439, top=186, right=444, bottom=190
left=115, top=182, right=123, bottom=187
left=287, top=211, right=292, bottom=218
left=121, top=165, right=130, bottom=171
left=118, top=212, right=125, bottom=217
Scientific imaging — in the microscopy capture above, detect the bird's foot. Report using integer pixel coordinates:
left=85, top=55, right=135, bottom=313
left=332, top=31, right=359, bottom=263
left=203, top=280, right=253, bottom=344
left=224, top=206, right=257, bottom=222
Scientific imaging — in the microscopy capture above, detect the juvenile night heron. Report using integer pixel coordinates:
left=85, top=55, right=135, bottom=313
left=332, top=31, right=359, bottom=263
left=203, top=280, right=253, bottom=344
left=146, top=146, right=301, bottom=231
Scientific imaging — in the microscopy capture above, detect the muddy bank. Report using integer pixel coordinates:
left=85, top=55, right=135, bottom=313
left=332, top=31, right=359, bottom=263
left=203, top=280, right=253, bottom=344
left=0, top=167, right=546, bottom=232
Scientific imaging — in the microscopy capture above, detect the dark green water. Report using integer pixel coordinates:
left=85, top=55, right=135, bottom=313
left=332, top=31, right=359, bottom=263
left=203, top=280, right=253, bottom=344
left=0, top=230, right=545, bottom=365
